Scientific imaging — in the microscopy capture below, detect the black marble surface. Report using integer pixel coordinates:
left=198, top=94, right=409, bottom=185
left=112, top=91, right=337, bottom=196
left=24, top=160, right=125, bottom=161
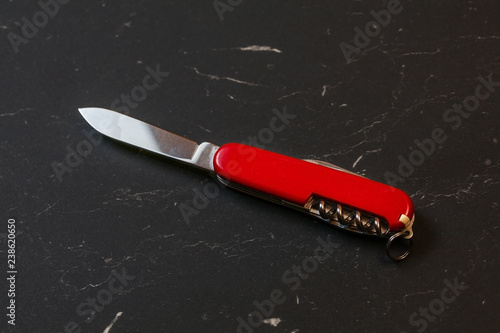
left=1, top=1, right=499, bottom=332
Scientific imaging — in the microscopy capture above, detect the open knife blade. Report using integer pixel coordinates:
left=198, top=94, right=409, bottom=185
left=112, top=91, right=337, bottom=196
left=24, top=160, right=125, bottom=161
left=79, top=107, right=219, bottom=171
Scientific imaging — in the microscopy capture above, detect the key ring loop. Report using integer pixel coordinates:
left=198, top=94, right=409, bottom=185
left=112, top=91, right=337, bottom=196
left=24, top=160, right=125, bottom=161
left=386, top=231, right=412, bottom=261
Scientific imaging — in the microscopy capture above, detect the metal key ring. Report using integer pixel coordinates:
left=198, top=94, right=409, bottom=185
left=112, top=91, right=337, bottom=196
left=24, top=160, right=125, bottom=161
left=385, top=231, right=412, bottom=261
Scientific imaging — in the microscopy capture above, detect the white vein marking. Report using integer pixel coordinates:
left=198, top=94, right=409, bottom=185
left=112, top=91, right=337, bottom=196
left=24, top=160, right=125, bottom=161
left=352, top=155, right=363, bottom=168
left=352, top=149, right=381, bottom=168
left=322, top=85, right=327, bottom=96
left=188, top=67, right=263, bottom=87
left=236, top=45, right=282, bottom=53
left=0, top=108, right=34, bottom=117
left=103, top=312, right=123, bottom=333
left=215, top=45, right=282, bottom=53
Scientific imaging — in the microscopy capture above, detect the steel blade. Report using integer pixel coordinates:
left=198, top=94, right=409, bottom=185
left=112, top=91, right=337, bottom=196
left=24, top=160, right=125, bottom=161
left=78, top=107, right=218, bottom=171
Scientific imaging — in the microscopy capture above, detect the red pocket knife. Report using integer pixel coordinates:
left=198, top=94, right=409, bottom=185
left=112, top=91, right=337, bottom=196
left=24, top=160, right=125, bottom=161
left=79, top=108, right=415, bottom=260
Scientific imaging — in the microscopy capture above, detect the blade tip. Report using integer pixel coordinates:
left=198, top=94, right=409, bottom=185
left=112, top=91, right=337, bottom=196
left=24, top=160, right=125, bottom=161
left=78, top=107, right=101, bottom=127
left=78, top=107, right=90, bottom=116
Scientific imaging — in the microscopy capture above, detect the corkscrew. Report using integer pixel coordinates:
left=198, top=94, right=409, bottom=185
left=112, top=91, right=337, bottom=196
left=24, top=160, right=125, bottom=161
left=308, top=196, right=413, bottom=260
left=79, top=107, right=416, bottom=261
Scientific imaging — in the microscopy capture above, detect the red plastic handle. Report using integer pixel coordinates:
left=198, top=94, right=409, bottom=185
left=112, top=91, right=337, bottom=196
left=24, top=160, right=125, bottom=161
left=213, top=143, right=414, bottom=231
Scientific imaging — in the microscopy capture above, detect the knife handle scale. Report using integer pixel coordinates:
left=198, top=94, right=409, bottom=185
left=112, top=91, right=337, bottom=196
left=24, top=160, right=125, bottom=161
left=213, top=143, right=414, bottom=231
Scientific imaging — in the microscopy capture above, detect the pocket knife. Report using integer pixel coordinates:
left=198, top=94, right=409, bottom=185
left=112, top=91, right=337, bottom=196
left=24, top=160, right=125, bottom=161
left=79, top=107, right=415, bottom=260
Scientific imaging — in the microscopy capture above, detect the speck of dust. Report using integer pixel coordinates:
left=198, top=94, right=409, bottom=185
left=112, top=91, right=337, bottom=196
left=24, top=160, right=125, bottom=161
left=262, top=318, right=281, bottom=327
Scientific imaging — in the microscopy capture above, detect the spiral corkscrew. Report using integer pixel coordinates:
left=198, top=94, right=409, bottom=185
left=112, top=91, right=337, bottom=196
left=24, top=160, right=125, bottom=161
left=317, top=199, right=390, bottom=236
left=311, top=198, right=412, bottom=261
